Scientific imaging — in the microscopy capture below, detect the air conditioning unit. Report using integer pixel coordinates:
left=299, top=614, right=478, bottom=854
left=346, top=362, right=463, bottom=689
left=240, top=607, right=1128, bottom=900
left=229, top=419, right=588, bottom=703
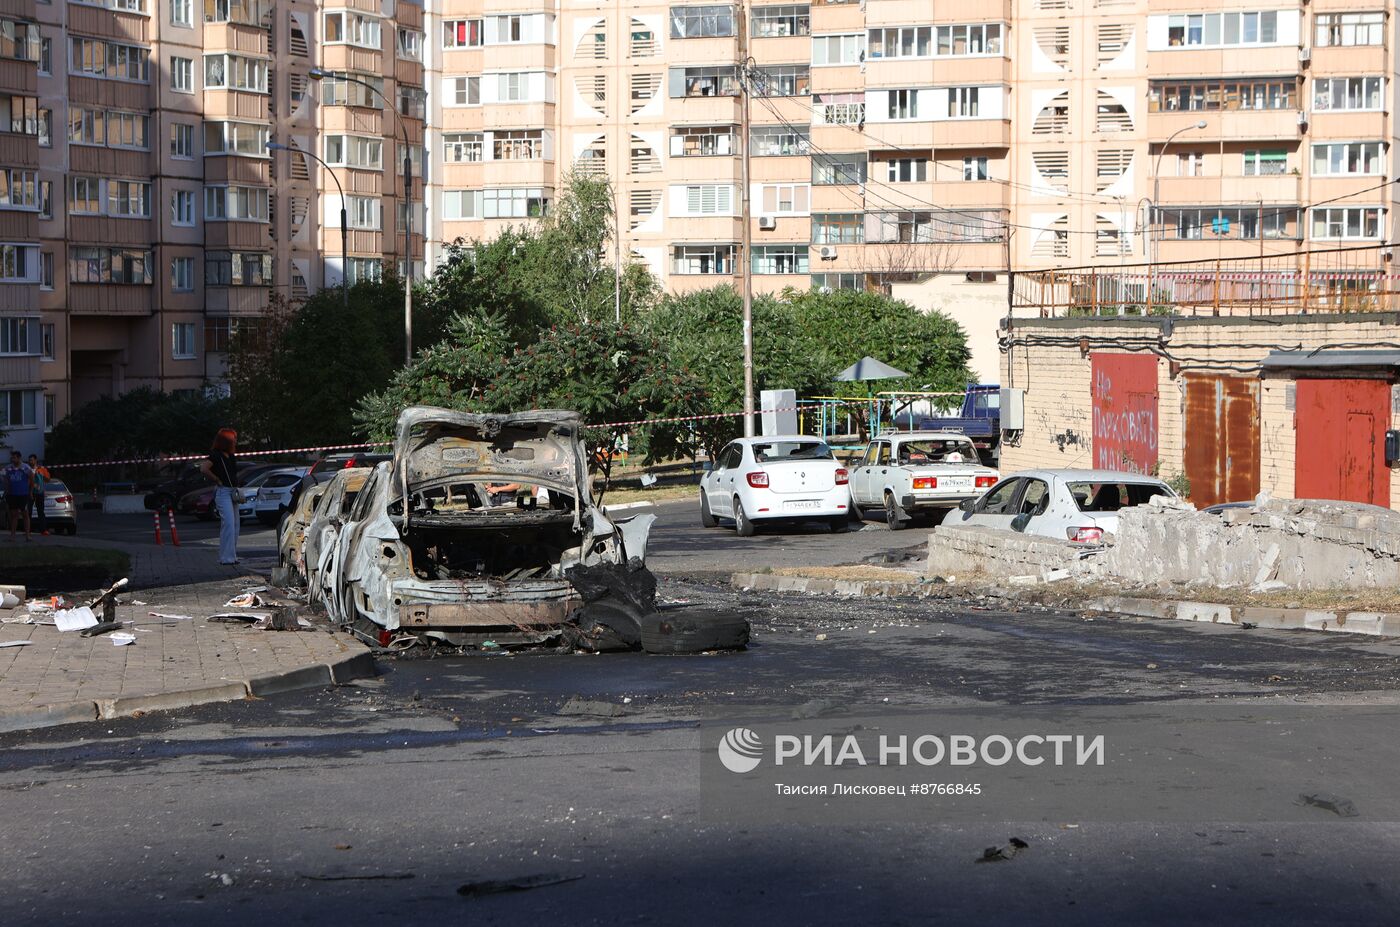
left=817, top=245, right=838, bottom=260
left=1296, top=111, right=1308, bottom=127
left=758, top=215, right=777, bottom=230
left=1298, top=47, right=1311, bottom=64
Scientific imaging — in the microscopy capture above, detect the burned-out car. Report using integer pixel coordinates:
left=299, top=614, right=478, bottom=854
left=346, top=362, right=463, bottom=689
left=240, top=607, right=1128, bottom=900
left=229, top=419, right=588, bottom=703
left=315, top=408, right=658, bottom=648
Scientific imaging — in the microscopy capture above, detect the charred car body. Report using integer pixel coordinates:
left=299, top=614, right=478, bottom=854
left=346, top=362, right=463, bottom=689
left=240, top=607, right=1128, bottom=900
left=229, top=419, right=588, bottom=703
left=310, top=408, right=660, bottom=649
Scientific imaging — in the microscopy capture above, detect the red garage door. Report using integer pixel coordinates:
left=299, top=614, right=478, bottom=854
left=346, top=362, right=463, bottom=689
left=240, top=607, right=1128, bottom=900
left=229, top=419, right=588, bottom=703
left=1295, top=379, right=1390, bottom=506
left=1091, top=353, right=1159, bottom=474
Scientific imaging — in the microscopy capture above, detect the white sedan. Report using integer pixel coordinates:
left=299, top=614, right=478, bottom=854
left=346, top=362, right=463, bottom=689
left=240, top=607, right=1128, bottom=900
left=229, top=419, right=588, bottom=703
left=253, top=467, right=309, bottom=526
left=949, top=468, right=1176, bottom=543
left=699, top=436, right=850, bottom=536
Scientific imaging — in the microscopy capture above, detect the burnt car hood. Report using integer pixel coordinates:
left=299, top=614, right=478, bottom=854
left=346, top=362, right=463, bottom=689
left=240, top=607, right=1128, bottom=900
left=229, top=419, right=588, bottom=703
left=393, top=407, right=589, bottom=503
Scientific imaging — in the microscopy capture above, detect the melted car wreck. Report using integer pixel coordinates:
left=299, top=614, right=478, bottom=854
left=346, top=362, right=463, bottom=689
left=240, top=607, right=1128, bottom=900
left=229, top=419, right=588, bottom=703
left=304, top=408, right=744, bottom=653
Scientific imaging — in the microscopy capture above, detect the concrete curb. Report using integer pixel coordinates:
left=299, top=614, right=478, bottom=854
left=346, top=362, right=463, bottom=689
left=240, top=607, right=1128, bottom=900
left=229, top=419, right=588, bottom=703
left=732, top=571, right=934, bottom=599
left=0, top=644, right=378, bottom=735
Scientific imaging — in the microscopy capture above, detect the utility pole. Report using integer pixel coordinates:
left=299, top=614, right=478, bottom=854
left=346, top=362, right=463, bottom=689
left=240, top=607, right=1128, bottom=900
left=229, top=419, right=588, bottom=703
left=738, top=3, right=755, bottom=437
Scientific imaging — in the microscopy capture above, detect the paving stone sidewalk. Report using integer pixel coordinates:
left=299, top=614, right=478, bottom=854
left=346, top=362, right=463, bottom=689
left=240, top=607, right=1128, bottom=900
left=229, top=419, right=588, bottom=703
left=0, top=578, right=373, bottom=733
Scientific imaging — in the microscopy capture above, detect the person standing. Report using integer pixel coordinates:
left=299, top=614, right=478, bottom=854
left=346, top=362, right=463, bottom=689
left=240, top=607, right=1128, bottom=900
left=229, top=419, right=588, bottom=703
left=4, top=451, right=33, bottom=541
left=28, top=454, right=49, bottom=536
left=200, top=429, right=240, bottom=565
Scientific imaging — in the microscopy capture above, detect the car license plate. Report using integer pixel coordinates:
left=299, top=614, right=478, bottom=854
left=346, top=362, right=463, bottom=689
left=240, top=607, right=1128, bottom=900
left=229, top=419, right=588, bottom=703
left=941, top=477, right=973, bottom=491
left=785, top=500, right=820, bottom=511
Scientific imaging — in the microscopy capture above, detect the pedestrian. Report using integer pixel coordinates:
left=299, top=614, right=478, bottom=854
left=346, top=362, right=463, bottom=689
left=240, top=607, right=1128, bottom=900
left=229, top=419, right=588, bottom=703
left=4, top=450, right=33, bottom=541
left=200, top=428, right=240, bottom=565
left=28, top=454, right=49, bottom=536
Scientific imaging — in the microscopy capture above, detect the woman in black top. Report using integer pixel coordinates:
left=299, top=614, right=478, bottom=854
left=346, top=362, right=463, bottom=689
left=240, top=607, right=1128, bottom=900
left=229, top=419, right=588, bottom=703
left=200, top=428, right=240, bottom=565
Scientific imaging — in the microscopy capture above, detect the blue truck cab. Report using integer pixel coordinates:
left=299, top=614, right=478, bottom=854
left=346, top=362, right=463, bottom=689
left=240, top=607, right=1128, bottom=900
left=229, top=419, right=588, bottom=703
left=916, top=384, right=1001, bottom=465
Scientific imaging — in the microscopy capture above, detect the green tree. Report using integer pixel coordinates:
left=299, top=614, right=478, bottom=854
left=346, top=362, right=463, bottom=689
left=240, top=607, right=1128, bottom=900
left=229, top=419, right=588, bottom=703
left=47, top=388, right=229, bottom=466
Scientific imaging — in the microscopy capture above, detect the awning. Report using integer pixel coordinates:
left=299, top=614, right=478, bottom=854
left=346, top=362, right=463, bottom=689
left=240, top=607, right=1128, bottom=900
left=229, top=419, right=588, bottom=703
left=1261, top=350, right=1400, bottom=371
left=835, top=356, right=910, bottom=381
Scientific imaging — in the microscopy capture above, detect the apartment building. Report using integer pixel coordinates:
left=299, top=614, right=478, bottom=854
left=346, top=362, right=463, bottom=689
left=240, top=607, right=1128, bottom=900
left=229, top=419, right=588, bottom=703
left=422, top=0, right=1399, bottom=294
left=0, top=0, right=426, bottom=458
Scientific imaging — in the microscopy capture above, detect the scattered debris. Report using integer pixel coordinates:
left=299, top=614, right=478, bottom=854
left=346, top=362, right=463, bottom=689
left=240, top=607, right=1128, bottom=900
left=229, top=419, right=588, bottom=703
left=0, top=583, right=25, bottom=599
left=557, top=697, right=627, bottom=718
left=976, top=837, right=1029, bottom=863
left=109, top=632, right=137, bottom=646
left=77, top=578, right=128, bottom=637
left=1146, top=663, right=1158, bottom=670
left=53, top=606, right=98, bottom=633
left=224, top=592, right=264, bottom=608
left=457, top=873, right=583, bottom=897
left=815, top=633, right=828, bottom=641
left=0, top=640, right=33, bottom=648
left=0, top=592, right=17, bottom=609
left=1267, top=674, right=1287, bottom=683
left=565, top=559, right=658, bottom=652
left=147, top=612, right=195, bottom=622
left=1298, top=792, right=1359, bottom=818
left=251, top=607, right=312, bottom=631
left=300, top=872, right=415, bottom=882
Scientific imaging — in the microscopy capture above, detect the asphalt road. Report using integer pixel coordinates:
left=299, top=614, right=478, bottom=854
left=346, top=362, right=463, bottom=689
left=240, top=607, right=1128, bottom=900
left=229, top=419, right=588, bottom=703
left=8, top=505, right=1400, bottom=924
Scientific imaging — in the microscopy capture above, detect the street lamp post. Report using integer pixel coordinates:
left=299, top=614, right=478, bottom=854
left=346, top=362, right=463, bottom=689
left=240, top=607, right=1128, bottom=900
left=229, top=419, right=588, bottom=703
left=1147, top=119, right=1208, bottom=314
left=268, top=141, right=347, bottom=314
left=309, top=67, right=415, bottom=365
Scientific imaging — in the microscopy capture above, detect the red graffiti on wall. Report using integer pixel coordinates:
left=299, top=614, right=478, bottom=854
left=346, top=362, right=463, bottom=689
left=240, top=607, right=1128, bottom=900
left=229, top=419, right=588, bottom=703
left=1091, top=354, right=1159, bottom=474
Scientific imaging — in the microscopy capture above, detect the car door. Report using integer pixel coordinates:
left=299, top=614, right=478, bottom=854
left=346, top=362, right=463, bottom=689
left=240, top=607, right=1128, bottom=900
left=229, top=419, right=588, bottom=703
left=960, top=477, right=1024, bottom=532
left=1009, top=478, right=1051, bottom=534
left=852, top=443, right=879, bottom=504
left=870, top=441, right=892, bottom=499
left=706, top=445, right=740, bottom=516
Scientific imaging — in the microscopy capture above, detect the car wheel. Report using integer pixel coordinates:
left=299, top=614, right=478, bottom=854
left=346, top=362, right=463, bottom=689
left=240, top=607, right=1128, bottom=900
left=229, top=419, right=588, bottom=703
left=733, top=497, right=756, bottom=537
left=640, top=609, right=750, bottom=654
left=699, top=490, right=718, bottom=528
left=884, top=493, right=906, bottom=531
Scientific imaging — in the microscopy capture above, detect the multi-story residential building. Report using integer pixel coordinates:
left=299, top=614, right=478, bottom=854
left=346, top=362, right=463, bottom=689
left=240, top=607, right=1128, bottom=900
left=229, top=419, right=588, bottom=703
left=0, top=0, right=426, bottom=458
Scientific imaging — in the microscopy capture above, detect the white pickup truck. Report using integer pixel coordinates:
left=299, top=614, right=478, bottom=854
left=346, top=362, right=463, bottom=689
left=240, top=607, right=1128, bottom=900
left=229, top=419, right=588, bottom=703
left=849, top=431, right=1000, bottom=530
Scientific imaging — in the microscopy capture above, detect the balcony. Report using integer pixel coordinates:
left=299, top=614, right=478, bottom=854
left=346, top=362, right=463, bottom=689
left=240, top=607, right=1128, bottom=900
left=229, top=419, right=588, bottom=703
left=202, top=23, right=269, bottom=56
left=1149, top=109, right=1302, bottom=143
left=68, top=285, right=153, bottom=317
left=1153, top=174, right=1301, bottom=205
left=1147, top=46, right=1305, bottom=80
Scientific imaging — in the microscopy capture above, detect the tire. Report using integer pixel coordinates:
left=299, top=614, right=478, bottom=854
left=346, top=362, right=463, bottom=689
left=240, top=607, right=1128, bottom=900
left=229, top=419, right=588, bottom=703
left=699, top=491, right=718, bottom=528
left=640, top=609, right=750, bottom=654
left=884, top=492, right=906, bottom=531
left=733, top=497, right=756, bottom=537
left=828, top=516, right=848, bottom=533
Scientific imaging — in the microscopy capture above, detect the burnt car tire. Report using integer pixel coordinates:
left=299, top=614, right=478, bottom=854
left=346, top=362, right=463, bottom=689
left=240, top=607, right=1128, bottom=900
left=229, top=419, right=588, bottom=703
left=640, top=610, right=750, bottom=654
left=699, top=491, right=718, bottom=528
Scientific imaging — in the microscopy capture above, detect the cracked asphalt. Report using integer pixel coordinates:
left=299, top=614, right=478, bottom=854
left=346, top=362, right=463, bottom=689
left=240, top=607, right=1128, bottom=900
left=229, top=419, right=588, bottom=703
left=5, top=501, right=1400, bottom=924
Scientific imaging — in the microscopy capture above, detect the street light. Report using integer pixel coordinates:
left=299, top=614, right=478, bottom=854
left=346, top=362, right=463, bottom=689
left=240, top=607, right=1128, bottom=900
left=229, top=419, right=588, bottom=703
left=1147, top=119, right=1207, bottom=313
left=268, top=141, right=347, bottom=314
left=308, top=66, right=416, bottom=365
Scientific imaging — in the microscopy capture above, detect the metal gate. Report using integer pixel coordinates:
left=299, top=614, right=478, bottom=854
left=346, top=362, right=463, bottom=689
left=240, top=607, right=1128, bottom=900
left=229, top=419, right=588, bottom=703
left=1295, top=378, right=1390, bottom=506
left=1182, top=374, right=1260, bottom=508
left=1091, top=353, right=1159, bottom=474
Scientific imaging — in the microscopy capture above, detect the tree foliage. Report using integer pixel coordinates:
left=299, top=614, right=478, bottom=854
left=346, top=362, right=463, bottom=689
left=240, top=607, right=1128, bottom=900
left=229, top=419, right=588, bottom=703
left=46, top=388, right=229, bottom=466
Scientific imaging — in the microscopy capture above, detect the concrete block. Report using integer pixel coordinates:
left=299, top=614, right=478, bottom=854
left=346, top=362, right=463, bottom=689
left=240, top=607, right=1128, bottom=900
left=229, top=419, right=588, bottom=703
left=247, top=664, right=333, bottom=697
left=0, top=700, right=99, bottom=734
left=328, top=650, right=377, bottom=685
left=97, top=682, right=250, bottom=719
left=1303, top=610, right=1337, bottom=632
left=1240, top=607, right=1305, bottom=631
left=1175, top=602, right=1234, bottom=624
left=1252, top=544, right=1281, bottom=586
left=1338, top=612, right=1385, bottom=636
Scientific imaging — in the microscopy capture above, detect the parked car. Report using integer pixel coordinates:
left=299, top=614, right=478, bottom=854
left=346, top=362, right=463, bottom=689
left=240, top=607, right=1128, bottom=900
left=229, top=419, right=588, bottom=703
left=148, top=461, right=283, bottom=511
left=312, top=408, right=655, bottom=647
left=177, top=466, right=289, bottom=520
left=272, top=477, right=336, bottom=588
left=253, top=468, right=309, bottom=525
left=293, top=468, right=372, bottom=595
left=43, top=480, right=78, bottom=535
left=699, top=436, right=850, bottom=536
left=849, top=430, right=999, bottom=529
left=951, top=469, right=1176, bottom=543
left=286, top=450, right=392, bottom=521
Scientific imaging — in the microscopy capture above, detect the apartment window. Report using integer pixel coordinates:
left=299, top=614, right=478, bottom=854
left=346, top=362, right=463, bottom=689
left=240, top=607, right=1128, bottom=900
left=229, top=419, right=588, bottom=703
left=1316, top=12, right=1384, bottom=48
left=0, top=244, right=34, bottom=282
left=442, top=189, right=482, bottom=220
left=344, top=195, right=381, bottom=230
left=171, top=189, right=195, bottom=225
left=811, top=33, right=863, bottom=65
left=811, top=213, right=863, bottom=244
left=963, top=156, right=989, bottom=181
left=443, top=19, right=483, bottom=48
left=172, top=256, right=194, bottom=291
left=0, top=387, right=36, bottom=429
left=682, top=184, right=733, bottom=214
left=1177, top=151, right=1204, bottom=177
left=172, top=0, right=193, bottom=26
left=483, top=188, right=549, bottom=218
left=1312, top=142, right=1384, bottom=176
left=1313, top=77, right=1384, bottom=112
left=811, top=273, right=863, bottom=293
left=39, top=252, right=52, bottom=289
left=887, top=89, right=920, bottom=120
left=669, top=66, right=740, bottom=97
left=171, top=56, right=193, bottom=91
left=935, top=23, right=1002, bottom=56
left=321, top=72, right=382, bottom=108
left=43, top=393, right=53, bottom=431
left=1161, top=206, right=1298, bottom=240
left=323, top=134, right=381, bottom=169
left=886, top=158, right=928, bottom=182
left=868, top=26, right=931, bottom=59
left=0, top=20, right=41, bottom=63
left=1243, top=150, right=1287, bottom=176
left=812, top=152, right=866, bottom=185
left=1165, top=11, right=1279, bottom=47
left=443, top=132, right=483, bottom=162
left=669, top=5, right=736, bottom=39
left=758, top=183, right=809, bottom=214
left=490, top=14, right=529, bottom=43
left=0, top=317, right=32, bottom=354
left=870, top=209, right=1002, bottom=243
left=0, top=94, right=35, bottom=135
left=203, top=185, right=269, bottom=221
left=203, top=121, right=268, bottom=156
left=444, top=76, right=480, bottom=106
left=203, top=54, right=269, bottom=93
left=1149, top=79, right=1298, bottom=112
left=70, top=176, right=102, bottom=214
left=37, top=107, right=50, bottom=146
left=495, top=72, right=532, bottom=102
left=37, top=180, right=50, bottom=218
left=398, top=85, right=427, bottom=120
left=106, top=111, right=149, bottom=149
left=324, top=10, right=382, bottom=49
left=1312, top=206, right=1381, bottom=240
left=751, top=125, right=809, bottom=156
left=0, top=170, right=37, bottom=210
left=40, top=322, right=53, bottom=359
left=672, top=244, right=734, bottom=275
left=947, top=87, right=980, bottom=118
left=670, top=125, right=735, bottom=156
left=107, top=180, right=151, bottom=218
left=171, top=122, right=194, bottom=158
left=71, top=39, right=150, bottom=81
left=343, top=257, right=381, bottom=285
left=204, top=0, right=264, bottom=25
left=752, top=5, right=809, bottom=37
left=68, top=107, right=105, bottom=145
left=172, top=323, right=196, bottom=359
left=492, top=130, right=543, bottom=160
left=397, top=28, right=423, bottom=60
left=752, top=244, right=808, bottom=275
left=38, top=37, right=50, bottom=75
left=70, top=247, right=153, bottom=284
left=753, top=65, right=808, bottom=97
left=814, top=93, right=864, bottom=125
left=205, top=251, right=272, bottom=286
